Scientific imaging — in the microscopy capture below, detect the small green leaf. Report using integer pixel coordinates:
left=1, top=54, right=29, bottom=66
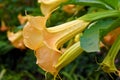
left=80, top=19, right=113, bottom=52
left=99, top=0, right=119, bottom=9
left=100, top=17, right=120, bottom=38
left=69, top=0, right=112, bottom=9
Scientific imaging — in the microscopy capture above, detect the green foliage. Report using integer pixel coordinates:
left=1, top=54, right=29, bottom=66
left=78, top=0, right=120, bottom=53
left=0, top=32, right=14, bottom=55
left=68, top=0, right=112, bottom=9
left=80, top=19, right=113, bottom=52
left=80, top=17, right=120, bottom=52
left=99, top=0, right=119, bottom=9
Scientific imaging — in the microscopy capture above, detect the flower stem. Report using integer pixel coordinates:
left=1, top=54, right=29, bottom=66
left=80, top=10, right=120, bottom=21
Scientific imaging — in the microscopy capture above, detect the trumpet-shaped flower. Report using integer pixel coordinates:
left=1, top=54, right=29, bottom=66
left=23, top=15, right=89, bottom=75
left=38, top=0, right=67, bottom=16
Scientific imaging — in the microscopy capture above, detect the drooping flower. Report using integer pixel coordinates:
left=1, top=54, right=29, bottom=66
left=23, top=15, right=89, bottom=75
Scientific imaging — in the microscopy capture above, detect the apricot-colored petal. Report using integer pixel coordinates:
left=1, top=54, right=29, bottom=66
left=63, top=4, right=76, bottom=14
left=7, top=31, right=26, bottom=49
left=38, top=0, right=41, bottom=3
left=35, top=43, right=61, bottom=75
left=40, top=0, right=67, bottom=15
left=18, top=14, right=27, bottom=25
left=12, top=36, right=26, bottom=49
left=7, top=31, right=22, bottom=42
left=28, top=16, right=46, bottom=30
left=23, top=22, right=43, bottom=50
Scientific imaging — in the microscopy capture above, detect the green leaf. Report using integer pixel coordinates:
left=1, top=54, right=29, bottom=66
left=69, top=0, right=112, bottom=9
left=117, top=1, right=120, bottom=9
left=100, top=17, right=120, bottom=38
left=80, top=17, right=120, bottom=52
left=99, top=0, right=119, bottom=9
left=80, top=19, right=114, bottom=52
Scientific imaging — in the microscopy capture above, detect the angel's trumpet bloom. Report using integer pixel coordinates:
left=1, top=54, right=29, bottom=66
left=38, top=0, right=67, bottom=16
left=100, top=35, right=120, bottom=76
left=23, top=16, right=89, bottom=75
left=7, top=30, right=26, bottom=50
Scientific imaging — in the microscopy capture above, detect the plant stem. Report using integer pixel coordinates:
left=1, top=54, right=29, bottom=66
left=101, top=35, right=120, bottom=73
left=80, top=10, right=120, bottom=21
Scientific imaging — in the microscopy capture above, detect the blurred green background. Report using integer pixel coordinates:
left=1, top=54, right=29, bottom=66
left=0, top=0, right=119, bottom=80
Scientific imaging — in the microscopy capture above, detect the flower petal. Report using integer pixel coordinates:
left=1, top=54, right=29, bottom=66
left=40, top=0, right=67, bottom=15
left=28, top=16, right=46, bottom=30
left=35, top=43, right=61, bottom=75
left=7, top=31, right=25, bottom=49
left=23, top=22, right=43, bottom=50
left=103, top=27, right=120, bottom=46
left=18, top=14, right=27, bottom=25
